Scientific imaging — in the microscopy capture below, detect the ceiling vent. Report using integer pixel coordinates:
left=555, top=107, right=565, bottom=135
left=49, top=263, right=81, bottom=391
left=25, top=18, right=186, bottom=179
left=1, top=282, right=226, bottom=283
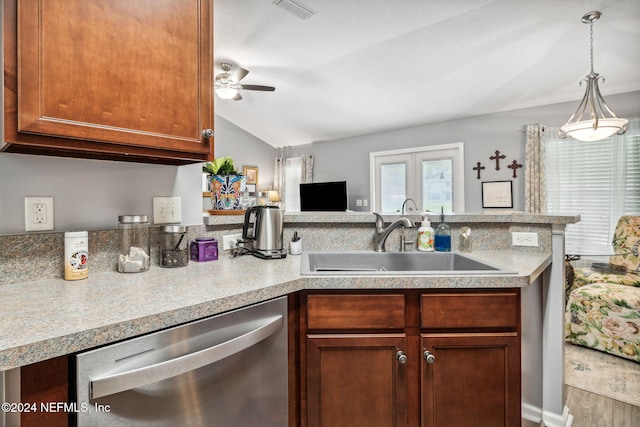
left=273, top=0, right=315, bottom=20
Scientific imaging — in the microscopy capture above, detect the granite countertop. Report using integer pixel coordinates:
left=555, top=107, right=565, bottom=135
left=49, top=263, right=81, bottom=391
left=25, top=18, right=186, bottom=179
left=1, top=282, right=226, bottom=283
left=205, top=211, right=581, bottom=226
left=0, top=249, right=550, bottom=370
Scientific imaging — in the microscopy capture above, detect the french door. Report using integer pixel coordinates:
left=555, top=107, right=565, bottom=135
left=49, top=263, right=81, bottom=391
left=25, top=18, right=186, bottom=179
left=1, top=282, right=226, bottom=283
left=371, top=143, right=464, bottom=213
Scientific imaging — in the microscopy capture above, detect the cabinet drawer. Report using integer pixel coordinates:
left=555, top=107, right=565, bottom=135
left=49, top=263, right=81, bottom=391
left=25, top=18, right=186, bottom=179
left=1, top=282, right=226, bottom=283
left=421, top=292, right=518, bottom=330
left=307, top=294, right=405, bottom=330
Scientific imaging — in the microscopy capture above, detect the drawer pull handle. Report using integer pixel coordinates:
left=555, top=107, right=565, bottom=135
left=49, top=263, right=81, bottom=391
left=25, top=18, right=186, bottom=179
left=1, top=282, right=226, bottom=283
left=423, top=350, right=436, bottom=364
left=202, top=129, right=214, bottom=138
left=396, top=351, right=408, bottom=364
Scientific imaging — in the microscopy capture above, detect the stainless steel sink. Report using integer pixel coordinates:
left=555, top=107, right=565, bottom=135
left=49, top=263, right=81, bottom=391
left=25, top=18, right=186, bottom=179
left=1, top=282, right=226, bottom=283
left=300, top=251, right=515, bottom=275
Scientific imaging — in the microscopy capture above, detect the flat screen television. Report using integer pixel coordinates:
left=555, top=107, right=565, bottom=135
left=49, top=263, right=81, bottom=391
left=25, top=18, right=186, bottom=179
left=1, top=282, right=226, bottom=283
left=300, top=181, right=348, bottom=212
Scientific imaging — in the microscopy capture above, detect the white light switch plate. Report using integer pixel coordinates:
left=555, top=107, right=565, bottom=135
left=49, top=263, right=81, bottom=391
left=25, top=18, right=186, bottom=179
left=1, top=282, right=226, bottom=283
left=153, top=197, right=182, bottom=224
left=25, top=196, right=54, bottom=231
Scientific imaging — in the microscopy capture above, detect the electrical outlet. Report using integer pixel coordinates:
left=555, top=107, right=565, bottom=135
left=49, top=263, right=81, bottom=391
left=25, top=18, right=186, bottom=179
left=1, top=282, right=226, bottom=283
left=512, top=232, right=539, bottom=247
left=222, top=233, right=243, bottom=250
left=24, top=197, right=54, bottom=231
left=153, top=197, right=182, bottom=224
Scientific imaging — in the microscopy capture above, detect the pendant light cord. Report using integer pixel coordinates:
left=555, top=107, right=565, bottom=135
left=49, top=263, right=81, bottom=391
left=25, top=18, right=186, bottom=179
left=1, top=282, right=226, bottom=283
left=589, top=20, right=595, bottom=74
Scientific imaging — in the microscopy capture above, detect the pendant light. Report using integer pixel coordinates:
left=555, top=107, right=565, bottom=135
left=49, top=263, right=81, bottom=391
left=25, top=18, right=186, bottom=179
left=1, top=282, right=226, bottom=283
left=560, top=11, right=628, bottom=142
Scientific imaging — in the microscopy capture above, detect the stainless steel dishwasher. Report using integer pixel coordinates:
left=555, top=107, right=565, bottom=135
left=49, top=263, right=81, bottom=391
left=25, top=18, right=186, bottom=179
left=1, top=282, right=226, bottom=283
left=74, top=297, right=288, bottom=426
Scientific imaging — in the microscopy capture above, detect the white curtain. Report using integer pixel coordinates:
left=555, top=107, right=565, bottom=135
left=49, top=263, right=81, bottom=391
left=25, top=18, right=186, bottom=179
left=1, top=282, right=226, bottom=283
left=524, top=124, right=546, bottom=213
left=273, top=154, right=314, bottom=212
left=274, top=157, right=285, bottom=199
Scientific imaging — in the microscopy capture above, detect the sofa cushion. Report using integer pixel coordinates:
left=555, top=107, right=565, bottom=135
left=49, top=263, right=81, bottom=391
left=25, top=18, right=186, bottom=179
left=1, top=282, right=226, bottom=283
left=565, top=282, right=640, bottom=363
left=569, top=267, right=640, bottom=295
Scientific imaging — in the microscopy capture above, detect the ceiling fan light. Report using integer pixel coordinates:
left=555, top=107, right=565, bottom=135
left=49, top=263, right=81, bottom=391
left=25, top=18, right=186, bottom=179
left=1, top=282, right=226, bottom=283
left=215, top=87, right=239, bottom=100
left=560, top=118, right=628, bottom=142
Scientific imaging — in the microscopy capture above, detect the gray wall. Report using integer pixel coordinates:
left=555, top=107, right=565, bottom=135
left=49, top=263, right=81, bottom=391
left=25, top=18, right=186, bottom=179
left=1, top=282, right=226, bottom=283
left=0, top=115, right=275, bottom=235
left=288, top=90, right=640, bottom=212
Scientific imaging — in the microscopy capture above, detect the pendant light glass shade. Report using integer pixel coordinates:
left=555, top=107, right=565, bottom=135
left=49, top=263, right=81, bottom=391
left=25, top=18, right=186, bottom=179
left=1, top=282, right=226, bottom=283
left=560, top=11, right=628, bottom=142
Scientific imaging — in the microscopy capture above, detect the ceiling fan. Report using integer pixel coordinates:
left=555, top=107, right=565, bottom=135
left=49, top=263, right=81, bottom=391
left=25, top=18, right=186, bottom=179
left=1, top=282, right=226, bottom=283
left=214, top=63, right=276, bottom=100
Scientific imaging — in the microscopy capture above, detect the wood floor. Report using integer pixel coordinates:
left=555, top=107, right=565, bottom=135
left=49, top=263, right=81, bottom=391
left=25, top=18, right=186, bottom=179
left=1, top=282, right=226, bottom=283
left=565, top=384, right=640, bottom=427
left=522, top=348, right=640, bottom=427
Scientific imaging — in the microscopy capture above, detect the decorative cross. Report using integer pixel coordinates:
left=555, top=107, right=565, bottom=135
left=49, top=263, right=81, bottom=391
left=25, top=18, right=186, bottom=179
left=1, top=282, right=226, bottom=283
left=489, top=150, right=506, bottom=170
left=472, top=162, right=485, bottom=179
left=508, top=160, right=523, bottom=178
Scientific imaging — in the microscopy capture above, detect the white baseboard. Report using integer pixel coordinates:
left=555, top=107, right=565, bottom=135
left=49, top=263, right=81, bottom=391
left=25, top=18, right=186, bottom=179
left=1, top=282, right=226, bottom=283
left=522, top=402, right=542, bottom=424
left=542, top=405, right=574, bottom=427
left=523, top=404, right=574, bottom=427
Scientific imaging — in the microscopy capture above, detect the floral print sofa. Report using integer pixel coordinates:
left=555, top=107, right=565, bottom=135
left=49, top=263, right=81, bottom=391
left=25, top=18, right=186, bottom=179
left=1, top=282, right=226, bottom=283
left=565, top=216, right=640, bottom=362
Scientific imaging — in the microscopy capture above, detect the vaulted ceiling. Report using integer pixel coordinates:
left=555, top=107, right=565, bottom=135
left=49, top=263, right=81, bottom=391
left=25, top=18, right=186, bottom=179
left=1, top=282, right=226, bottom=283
left=214, top=0, right=640, bottom=147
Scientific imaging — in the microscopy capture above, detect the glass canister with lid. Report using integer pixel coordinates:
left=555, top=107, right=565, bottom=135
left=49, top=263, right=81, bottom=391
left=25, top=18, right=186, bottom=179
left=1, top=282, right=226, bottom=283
left=118, top=215, right=150, bottom=273
left=160, top=225, right=189, bottom=268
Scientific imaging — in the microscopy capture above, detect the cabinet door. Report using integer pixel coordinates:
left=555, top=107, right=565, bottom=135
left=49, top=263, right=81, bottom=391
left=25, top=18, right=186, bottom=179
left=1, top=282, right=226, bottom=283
left=307, top=334, right=408, bottom=427
left=4, top=0, right=213, bottom=163
left=421, top=333, right=520, bottom=427
left=20, top=356, right=69, bottom=427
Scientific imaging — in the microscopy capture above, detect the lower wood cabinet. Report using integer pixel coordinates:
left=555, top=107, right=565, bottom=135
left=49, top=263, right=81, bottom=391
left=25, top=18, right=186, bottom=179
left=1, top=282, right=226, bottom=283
left=307, top=335, right=408, bottom=427
left=19, top=356, right=69, bottom=427
left=421, top=333, right=520, bottom=427
left=300, top=290, right=521, bottom=427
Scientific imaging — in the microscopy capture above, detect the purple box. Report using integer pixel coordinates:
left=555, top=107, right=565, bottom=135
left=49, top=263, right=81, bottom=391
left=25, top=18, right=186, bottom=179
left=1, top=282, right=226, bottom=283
left=190, top=237, right=218, bottom=262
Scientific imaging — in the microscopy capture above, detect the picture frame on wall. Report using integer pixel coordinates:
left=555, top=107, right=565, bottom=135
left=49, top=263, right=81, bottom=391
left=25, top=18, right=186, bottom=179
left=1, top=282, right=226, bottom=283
left=243, top=166, right=258, bottom=185
left=482, top=180, right=513, bottom=208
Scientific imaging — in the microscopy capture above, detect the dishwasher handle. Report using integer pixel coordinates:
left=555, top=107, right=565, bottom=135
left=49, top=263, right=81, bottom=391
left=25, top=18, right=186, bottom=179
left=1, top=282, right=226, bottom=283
left=90, top=315, right=284, bottom=399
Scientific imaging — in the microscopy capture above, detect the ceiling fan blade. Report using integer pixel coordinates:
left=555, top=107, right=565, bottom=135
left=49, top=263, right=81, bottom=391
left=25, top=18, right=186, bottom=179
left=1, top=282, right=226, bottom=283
left=240, top=84, right=276, bottom=92
left=231, top=67, right=249, bottom=82
left=233, top=92, right=242, bottom=101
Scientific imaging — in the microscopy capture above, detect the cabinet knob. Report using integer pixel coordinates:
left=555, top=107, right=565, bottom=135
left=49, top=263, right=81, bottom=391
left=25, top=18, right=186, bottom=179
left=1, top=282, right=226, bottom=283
left=202, top=129, right=214, bottom=138
left=396, top=351, right=408, bottom=364
left=423, top=351, right=436, bottom=364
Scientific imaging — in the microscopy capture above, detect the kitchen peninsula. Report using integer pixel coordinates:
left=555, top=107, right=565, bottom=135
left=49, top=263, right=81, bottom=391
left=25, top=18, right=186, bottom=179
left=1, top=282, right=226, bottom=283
left=0, top=212, right=578, bottom=427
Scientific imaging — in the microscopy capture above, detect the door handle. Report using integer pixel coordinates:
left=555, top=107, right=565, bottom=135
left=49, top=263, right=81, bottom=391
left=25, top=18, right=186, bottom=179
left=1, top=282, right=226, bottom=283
left=396, top=350, right=408, bottom=364
left=90, top=315, right=283, bottom=399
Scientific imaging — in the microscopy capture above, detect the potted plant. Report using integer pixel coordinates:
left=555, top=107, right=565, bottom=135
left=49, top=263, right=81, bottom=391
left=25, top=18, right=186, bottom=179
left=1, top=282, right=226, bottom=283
left=203, top=157, right=247, bottom=211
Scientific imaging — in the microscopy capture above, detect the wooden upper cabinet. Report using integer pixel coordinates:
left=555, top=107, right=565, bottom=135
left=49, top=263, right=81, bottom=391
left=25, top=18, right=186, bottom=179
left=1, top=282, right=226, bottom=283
left=2, top=0, right=214, bottom=164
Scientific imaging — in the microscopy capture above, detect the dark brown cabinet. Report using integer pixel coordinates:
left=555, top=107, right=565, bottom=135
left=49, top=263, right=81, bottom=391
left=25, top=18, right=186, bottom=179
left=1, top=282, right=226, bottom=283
left=307, top=335, right=409, bottom=427
left=421, top=334, right=520, bottom=427
left=300, top=290, right=521, bottom=427
left=303, top=293, right=409, bottom=427
left=419, top=291, right=521, bottom=426
left=2, top=0, right=214, bottom=164
left=19, top=356, right=69, bottom=427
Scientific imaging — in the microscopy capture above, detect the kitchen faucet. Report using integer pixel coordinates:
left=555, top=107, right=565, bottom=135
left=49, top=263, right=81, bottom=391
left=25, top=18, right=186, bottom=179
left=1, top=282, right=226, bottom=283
left=373, top=213, right=415, bottom=252
left=401, top=198, right=417, bottom=215
left=400, top=199, right=418, bottom=252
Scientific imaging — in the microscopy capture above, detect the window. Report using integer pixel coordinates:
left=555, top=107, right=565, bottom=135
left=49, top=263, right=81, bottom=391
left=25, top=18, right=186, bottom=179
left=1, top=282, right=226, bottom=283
left=545, top=117, right=640, bottom=252
left=275, top=155, right=314, bottom=212
left=370, top=143, right=464, bottom=213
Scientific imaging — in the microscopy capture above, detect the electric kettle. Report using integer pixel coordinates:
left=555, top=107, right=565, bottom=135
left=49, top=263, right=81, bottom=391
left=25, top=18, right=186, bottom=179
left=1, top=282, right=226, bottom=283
left=242, top=206, right=286, bottom=259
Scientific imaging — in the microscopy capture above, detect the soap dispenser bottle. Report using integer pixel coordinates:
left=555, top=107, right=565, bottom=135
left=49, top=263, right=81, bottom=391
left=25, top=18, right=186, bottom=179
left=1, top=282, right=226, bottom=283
left=417, top=214, right=434, bottom=252
left=434, top=206, right=451, bottom=252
